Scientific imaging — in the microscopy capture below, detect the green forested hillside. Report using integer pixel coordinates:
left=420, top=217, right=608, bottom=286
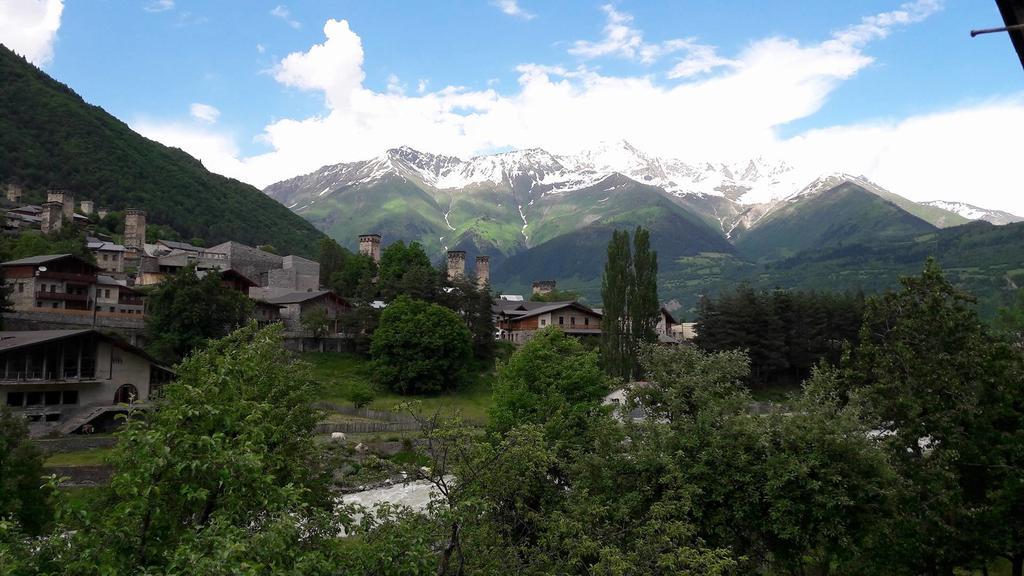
left=0, top=45, right=324, bottom=256
left=734, top=183, right=937, bottom=261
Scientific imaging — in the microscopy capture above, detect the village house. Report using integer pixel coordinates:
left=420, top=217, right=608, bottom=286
left=656, top=306, right=682, bottom=344
left=87, top=237, right=127, bottom=274
left=494, top=300, right=602, bottom=344
left=0, top=329, right=173, bottom=436
left=257, top=290, right=349, bottom=334
left=2, top=254, right=100, bottom=312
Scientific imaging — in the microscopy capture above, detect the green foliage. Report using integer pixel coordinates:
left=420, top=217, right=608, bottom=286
left=600, top=229, right=632, bottom=379
left=300, top=305, right=331, bottom=338
left=600, top=226, right=660, bottom=380
left=0, top=225, right=93, bottom=264
left=377, top=240, right=438, bottom=301
left=0, top=46, right=324, bottom=256
left=29, top=324, right=345, bottom=574
left=489, top=327, right=608, bottom=445
left=0, top=406, right=53, bottom=536
left=695, top=286, right=864, bottom=388
left=436, top=276, right=497, bottom=360
left=371, top=296, right=472, bottom=394
left=346, top=381, right=375, bottom=409
left=144, top=265, right=253, bottom=362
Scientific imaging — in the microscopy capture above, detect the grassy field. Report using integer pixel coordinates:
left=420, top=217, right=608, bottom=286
left=302, top=352, right=496, bottom=425
left=44, top=447, right=115, bottom=467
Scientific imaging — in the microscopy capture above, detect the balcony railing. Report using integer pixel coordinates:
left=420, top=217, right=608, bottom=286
left=35, top=291, right=88, bottom=302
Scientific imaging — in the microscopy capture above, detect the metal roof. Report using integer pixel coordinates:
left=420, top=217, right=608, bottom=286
left=0, top=330, right=168, bottom=368
left=996, top=0, right=1024, bottom=70
left=1, top=254, right=78, bottom=267
left=262, top=290, right=344, bottom=305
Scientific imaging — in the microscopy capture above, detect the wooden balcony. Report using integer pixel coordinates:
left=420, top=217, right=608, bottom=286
left=37, top=271, right=97, bottom=284
left=35, top=291, right=88, bottom=302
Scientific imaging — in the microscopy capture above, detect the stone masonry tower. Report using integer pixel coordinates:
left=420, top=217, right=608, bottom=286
left=447, top=250, right=466, bottom=281
left=532, top=280, right=556, bottom=296
left=40, top=201, right=63, bottom=234
left=47, top=189, right=74, bottom=222
left=475, top=255, right=490, bottom=289
left=79, top=200, right=95, bottom=215
left=5, top=183, right=22, bottom=203
left=358, top=233, right=382, bottom=264
left=124, top=209, right=147, bottom=252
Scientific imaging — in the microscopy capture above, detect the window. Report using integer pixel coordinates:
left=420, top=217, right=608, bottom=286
left=109, top=307, right=115, bottom=313
left=571, top=317, right=576, bottom=326
left=49, top=285, right=55, bottom=293
left=17, top=283, right=23, bottom=293
left=51, top=302, right=59, bottom=309
left=35, top=302, right=41, bottom=307
left=585, top=317, right=589, bottom=326
left=44, top=391, right=61, bottom=405
left=6, top=392, right=23, bottom=407
left=102, top=254, right=108, bottom=261
left=44, top=413, right=60, bottom=422
left=25, top=392, right=42, bottom=406
left=540, top=319, right=546, bottom=326
left=559, top=316, right=564, bottom=325
left=104, top=289, right=110, bottom=298
left=63, top=390, right=78, bottom=405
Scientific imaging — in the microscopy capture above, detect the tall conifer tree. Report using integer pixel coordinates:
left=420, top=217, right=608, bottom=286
left=628, top=226, right=659, bottom=378
left=601, top=230, right=633, bottom=379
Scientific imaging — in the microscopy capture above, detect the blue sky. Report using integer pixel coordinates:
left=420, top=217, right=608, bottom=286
left=2, top=1, right=1023, bottom=212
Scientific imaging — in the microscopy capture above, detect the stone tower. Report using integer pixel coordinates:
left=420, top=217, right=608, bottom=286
left=79, top=200, right=95, bottom=215
left=40, top=201, right=63, bottom=234
left=358, top=233, right=382, bottom=264
left=97, top=207, right=109, bottom=219
left=532, top=280, right=556, bottom=296
left=5, top=183, right=22, bottom=203
left=47, top=189, right=75, bottom=222
left=447, top=250, right=466, bottom=281
left=475, top=255, right=490, bottom=289
left=124, top=209, right=147, bottom=252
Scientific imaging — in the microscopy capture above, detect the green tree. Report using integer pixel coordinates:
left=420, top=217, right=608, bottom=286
left=628, top=226, right=659, bottom=378
left=377, top=241, right=437, bottom=301
left=144, top=266, right=253, bottom=362
left=600, top=229, right=632, bottom=380
left=371, top=296, right=472, bottom=394
left=529, top=287, right=581, bottom=302
left=489, top=327, right=609, bottom=446
left=0, top=406, right=53, bottom=536
left=42, top=324, right=343, bottom=574
left=317, top=238, right=348, bottom=289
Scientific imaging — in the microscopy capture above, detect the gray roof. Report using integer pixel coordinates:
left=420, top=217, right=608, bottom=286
left=0, top=330, right=92, bottom=352
left=157, top=239, right=204, bottom=252
left=262, top=290, right=337, bottom=305
left=497, top=301, right=602, bottom=321
left=1, top=254, right=76, bottom=266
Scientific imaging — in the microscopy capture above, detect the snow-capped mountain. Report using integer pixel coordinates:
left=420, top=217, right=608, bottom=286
left=269, top=140, right=809, bottom=212
left=921, top=200, right=1024, bottom=226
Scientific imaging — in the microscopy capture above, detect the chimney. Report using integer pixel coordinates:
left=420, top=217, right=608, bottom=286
left=446, top=250, right=466, bottom=281
left=47, top=189, right=74, bottom=222
left=40, top=201, right=63, bottom=234
left=532, top=280, right=556, bottom=296
left=5, top=183, right=22, bottom=203
left=358, top=233, right=382, bottom=264
left=124, top=209, right=147, bottom=252
left=475, top=255, right=490, bottom=289
left=79, top=200, right=94, bottom=215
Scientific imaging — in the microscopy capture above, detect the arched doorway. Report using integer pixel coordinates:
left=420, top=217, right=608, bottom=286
left=113, top=384, right=138, bottom=405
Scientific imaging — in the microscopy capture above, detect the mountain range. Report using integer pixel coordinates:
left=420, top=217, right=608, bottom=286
left=265, top=141, right=1024, bottom=315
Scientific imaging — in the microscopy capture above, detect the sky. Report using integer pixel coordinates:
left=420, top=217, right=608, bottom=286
left=1, top=0, right=1023, bottom=213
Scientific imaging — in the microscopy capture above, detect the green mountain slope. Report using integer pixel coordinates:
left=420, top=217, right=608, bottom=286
left=492, top=184, right=736, bottom=298
left=734, top=182, right=937, bottom=262
left=0, top=45, right=324, bottom=256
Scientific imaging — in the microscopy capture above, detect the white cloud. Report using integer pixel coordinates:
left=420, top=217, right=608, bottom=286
left=256, top=43, right=266, bottom=54
left=492, top=0, right=534, bottom=20
left=0, top=0, right=64, bottom=66
left=189, top=102, right=220, bottom=124
left=134, top=1, right=1024, bottom=214
left=270, top=5, right=300, bottom=29
left=144, top=0, right=174, bottom=13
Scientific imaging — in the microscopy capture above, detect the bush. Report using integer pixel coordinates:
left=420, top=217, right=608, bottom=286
left=370, top=296, right=472, bottom=394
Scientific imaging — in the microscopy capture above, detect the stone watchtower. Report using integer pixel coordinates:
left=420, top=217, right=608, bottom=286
left=47, top=189, right=75, bottom=222
left=475, top=255, right=490, bottom=288
left=40, top=201, right=63, bottom=234
left=447, top=250, right=466, bottom=281
left=79, top=200, right=94, bottom=216
left=5, top=183, right=22, bottom=203
left=358, top=233, right=382, bottom=264
left=124, top=209, right=147, bottom=252
left=532, top=280, right=556, bottom=296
